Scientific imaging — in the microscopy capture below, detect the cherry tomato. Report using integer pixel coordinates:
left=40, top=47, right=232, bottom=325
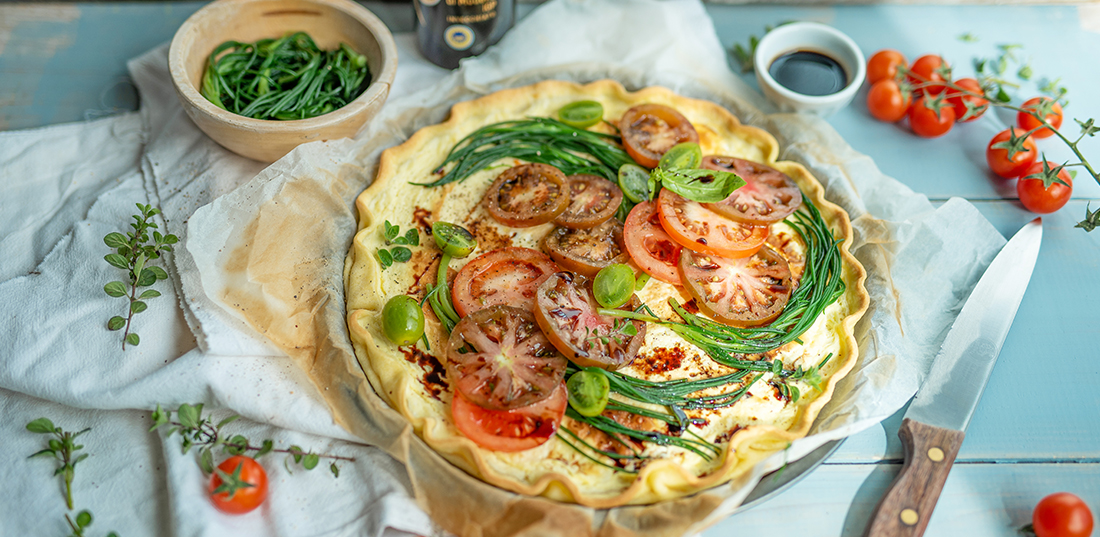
left=619, top=104, right=699, bottom=168
left=866, top=79, right=911, bottom=123
left=534, top=272, right=646, bottom=370
left=451, top=383, right=566, bottom=452
left=1032, top=492, right=1094, bottom=537
left=623, top=201, right=683, bottom=286
left=451, top=247, right=558, bottom=318
left=484, top=163, right=569, bottom=227
left=866, top=49, right=907, bottom=85
left=986, top=128, right=1038, bottom=179
left=947, top=78, right=988, bottom=122
left=679, top=246, right=792, bottom=327
left=208, top=455, right=268, bottom=514
left=701, top=156, right=803, bottom=224
left=908, top=54, right=949, bottom=96
left=446, top=305, right=567, bottom=410
left=1017, top=96, right=1064, bottom=139
left=553, top=174, right=623, bottom=229
left=657, top=188, right=769, bottom=259
left=542, top=219, right=630, bottom=278
left=908, top=95, right=955, bottom=138
left=1017, top=161, right=1073, bottom=214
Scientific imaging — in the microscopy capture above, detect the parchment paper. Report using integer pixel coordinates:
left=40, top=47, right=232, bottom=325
left=180, top=0, right=1006, bottom=534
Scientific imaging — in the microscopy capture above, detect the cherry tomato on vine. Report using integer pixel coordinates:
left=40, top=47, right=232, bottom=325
left=867, top=79, right=911, bottom=122
left=1017, top=96, right=1064, bottom=139
left=1017, top=161, right=1073, bottom=214
left=947, top=78, right=988, bottom=122
left=908, top=95, right=955, bottom=138
left=209, top=455, right=268, bottom=514
left=1032, top=492, right=1094, bottom=537
left=986, top=128, right=1038, bottom=179
left=908, top=54, right=949, bottom=96
left=866, top=49, right=907, bottom=85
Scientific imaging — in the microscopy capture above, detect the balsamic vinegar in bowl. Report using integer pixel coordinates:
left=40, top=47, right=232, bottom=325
left=767, top=50, right=848, bottom=97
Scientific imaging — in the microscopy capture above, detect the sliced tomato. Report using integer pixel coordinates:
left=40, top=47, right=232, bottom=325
left=701, top=156, right=803, bottom=224
left=534, top=272, right=646, bottom=370
left=679, top=246, right=792, bottom=327
left=619, top=104, right=699, bottom=168
left=623, top=201, right=682, bottom=286
left=657, top=188, right=769, bottom=259
left=553, top=174, right=623, bottom=229
left=484, top=163, right=569, bottom=227
left=451, top=383, right=566, bottom=452
left=542, top=220, right=629, bottom=278
left=446, top=305, right=567, bottom=410
left=451, top=247, right=558, bottom=318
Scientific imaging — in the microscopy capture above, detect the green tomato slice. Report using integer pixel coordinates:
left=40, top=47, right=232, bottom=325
left=381, top=295, right=425, bottom=346
left=432, top=221, right=477, bottom=258
left=558, top=100, right=604, bottom=129
left=593, top=263, right=635, bottom=309
left=617, top=164, right=651, bottom=204
left=658, top=142, right=703, bottom=170
left=567, top=369, right=610, bottom=417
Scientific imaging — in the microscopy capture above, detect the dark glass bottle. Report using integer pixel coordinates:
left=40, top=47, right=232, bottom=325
left=413, top=0, right=514, bottom=69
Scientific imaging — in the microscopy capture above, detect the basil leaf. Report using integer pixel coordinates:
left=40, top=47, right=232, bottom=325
left=654, top=167, right=744, bottom=203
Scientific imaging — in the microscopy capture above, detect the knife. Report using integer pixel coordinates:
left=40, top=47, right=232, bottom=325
left=864, top=217, right=1043, bottom=537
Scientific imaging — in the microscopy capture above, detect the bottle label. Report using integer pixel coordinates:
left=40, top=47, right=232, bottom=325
left=444, top=25, right=476, bottom=51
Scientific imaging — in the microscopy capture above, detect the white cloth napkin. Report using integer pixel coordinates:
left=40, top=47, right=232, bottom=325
left=0, top=0, right=1005, bottom=535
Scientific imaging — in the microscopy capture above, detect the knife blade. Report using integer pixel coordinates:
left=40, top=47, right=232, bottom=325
left=864, top=217, right=1043, bottom=537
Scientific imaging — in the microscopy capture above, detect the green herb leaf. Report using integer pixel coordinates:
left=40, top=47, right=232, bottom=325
left=653, top=167, right=745, bottom=203
left=104, top=281, right=128, bottom=298
left=28, top=448, right=56, bottom=459
left=376, top=249, right=393, bottom=269
left=139, top=289, right=161, bottom=299
left=383, top=220, right=399, bottom=243
left=200, top=447, right=215, bottom=474
left=148, top=266, right=169, bottom=280
left=26, top=418, right=55, bottom=434
left=215, top=415, right=240, bottom=430
left=76, top=510, right=92, bottom=528
left=1017, top=64, right=1033, bottom=81
left=256, top=439, right=274, bottom=457
left=178, top=404, right=200, bottom=429
left=130, top=301, right=148, bottom=314
left=104, top=254, right=129, bottom=270
left=226, top=435, right=249, bottom=456
left=390, top=246, right=412, bottom=263
left=107, top=316, right=126, bottom=331
left=126, top=332, right=140, bottom=346
left=103, top=232, right=128, bottom=248
left=957, top=32, right=979, bottom=43
left=137, top=270, right=157, bottom=287
left=302, top=453, right=320, bottom=470
left=404, top=228, right=419, bottom=247
left=330, top=462, right=340, bottom=478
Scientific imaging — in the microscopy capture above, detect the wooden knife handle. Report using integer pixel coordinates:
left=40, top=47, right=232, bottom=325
left=863, top=418, right=965, bottom=537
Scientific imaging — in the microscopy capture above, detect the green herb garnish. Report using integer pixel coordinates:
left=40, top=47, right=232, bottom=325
left=103, top=203, right=177, bottom=349
left=377, top=220, right=419, bottom=270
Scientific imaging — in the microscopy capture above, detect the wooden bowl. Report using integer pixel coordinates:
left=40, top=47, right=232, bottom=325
left=168, top=0, right=398, bottom=162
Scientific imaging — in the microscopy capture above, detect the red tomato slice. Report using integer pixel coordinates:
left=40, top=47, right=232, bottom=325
left=657, top=188, right=769, bottom=259
left=679, top=246, right=792, bottom=327
left=452, top=247, right=559, bottom=318
left=446, top=305, right=567, bottom=410
left=542, top=219, right=630, bottom=278
left=533, top=272, right=646, bottom=370
left=553, top=174, right=623, bottom=229
left=451, top=383, right=566, bottom=452
left=484, top=163, right=570, bottom=227
left=701, top=156, right=803, bottom=224
left=619, top=104, right=699, bottom=168
left=623, top=201, right=683, bottom=286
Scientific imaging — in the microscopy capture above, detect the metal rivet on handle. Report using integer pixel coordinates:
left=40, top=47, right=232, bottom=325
left=900, top=509, right=919, bottom=526
left=928, top=447, right=945, bottom=462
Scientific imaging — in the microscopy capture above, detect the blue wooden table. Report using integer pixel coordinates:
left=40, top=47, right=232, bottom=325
left=2, top=3, right=1098, bottom=535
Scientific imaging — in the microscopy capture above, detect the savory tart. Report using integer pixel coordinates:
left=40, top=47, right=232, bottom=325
left=344, top=80, right=868, bottom=507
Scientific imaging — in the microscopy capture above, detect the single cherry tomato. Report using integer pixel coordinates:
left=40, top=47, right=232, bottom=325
left=866, top=49, right=908, bottom=85
left=1017, top=161, right=1073, bottom=214
left=908, top=54, right=949, bottom=96
left=619, top=104, right=699, bottom=168
left=701, top=156, right=803, bottom=224
left=679, top=246, right=793, bottom=327
left=1032, top=492, right=1094, bottom=537
left=908, top=95, right=956, bottom=138
left=947, top=78, right=988, bottom=122
left=986, top=128, right=1038, bottom=179
left=451, top=247, right=558, bottom=318
left=534, top=272, right=646, bottom=370
left=657, top=188, right=769, bottom=259
left=542, top=219, right=630, bottom=278
left=208, top=455, right=268, bottom=514
left=553, top=174, right=623, bottom=229
left=1017, top=96, right=1064, bottom=139
left=446, top=305, right=567, bottom=410
left=623, top=201, right=683, bottom=286
left=484, top=163, right=569, bottom=227
left=451, top=383, right=566, bottom=452
left=867, top=79, right=911, bottom=123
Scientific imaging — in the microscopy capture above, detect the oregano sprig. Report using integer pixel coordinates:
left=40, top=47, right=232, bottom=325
left=377, top=220, right=419, bottom=270
left=103, top=203, right=178, bottom=349
left=149, top=403, right=354, bottom=478
left=26, top=418, right=90, bottom=510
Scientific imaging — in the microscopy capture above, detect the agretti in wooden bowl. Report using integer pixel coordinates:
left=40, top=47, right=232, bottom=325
left=168, top=0, right=398, bottom=162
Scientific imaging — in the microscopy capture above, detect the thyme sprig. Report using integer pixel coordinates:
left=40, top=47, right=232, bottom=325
left=418, top=117, right=635, bottom=187
left=103, top=203, right=177, bottom=349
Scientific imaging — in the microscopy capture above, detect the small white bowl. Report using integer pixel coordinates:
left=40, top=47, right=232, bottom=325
left=753, top=22, right=866, bottom=117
